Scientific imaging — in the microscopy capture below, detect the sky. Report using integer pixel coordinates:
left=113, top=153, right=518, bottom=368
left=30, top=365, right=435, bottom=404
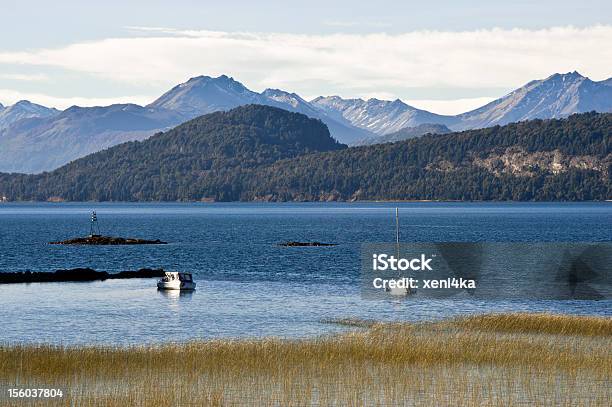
left=0, top=0, right=611, bottom=114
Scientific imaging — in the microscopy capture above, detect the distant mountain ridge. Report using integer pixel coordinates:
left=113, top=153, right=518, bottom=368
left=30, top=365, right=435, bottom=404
left=0, top=71, right=610, bottom=173
left=0, top=103, right=185, bottom=173
left=311, top=96, right=458, bottom=135
left=147, top=75, right=373, bottom=144
left=454, top=72, right=612, bottom=130
left=314, top=72, right=612, bottom=134
left=0, top=75, right=371, bottom=173
left=357, top=123, right=451, bottom=145
left=0, top=100, right=59, bottom=129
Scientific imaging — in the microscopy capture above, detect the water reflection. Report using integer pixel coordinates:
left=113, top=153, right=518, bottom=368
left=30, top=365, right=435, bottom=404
left=158, top=289, right=194, bottom=300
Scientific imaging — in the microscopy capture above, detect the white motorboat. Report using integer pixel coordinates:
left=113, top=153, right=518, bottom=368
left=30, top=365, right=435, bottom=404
left=157, top=272, right=196, bottom=291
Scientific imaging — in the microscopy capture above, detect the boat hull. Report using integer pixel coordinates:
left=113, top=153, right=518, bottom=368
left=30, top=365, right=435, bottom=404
left=157, top=281, right=196, bottom=291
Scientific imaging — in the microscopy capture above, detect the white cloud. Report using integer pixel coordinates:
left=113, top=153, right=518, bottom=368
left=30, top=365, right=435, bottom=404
left=0, top=25, right=610, bottom=113
left=0, top=89, right=153, bottom=110
left=0, top=73, right=49, bottom=81
left=322, top=20, right=392, bottom=28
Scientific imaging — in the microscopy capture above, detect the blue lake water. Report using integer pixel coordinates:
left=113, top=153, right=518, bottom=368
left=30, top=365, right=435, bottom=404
left=0, top=202, right=611, bottom=345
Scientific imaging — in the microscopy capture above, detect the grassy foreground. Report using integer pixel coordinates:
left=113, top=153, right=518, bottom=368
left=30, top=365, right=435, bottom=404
left=1, top=313, right=610, bottom=406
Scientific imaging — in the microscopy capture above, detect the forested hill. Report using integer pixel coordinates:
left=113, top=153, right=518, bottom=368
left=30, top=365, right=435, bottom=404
left=0, top=110, right=610, bottom=201
left=248, top=112, right=611, bottom=201
left=0, top=105, right=345, bottom=201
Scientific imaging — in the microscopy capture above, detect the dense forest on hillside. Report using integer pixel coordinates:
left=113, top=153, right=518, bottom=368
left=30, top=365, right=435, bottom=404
left=246, top=112, right=611, bottom=201
left=0, top=107, right=610, bottom=201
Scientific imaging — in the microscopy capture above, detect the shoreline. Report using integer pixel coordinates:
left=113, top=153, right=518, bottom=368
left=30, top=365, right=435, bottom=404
left=1, top=199, right=612, bottom=204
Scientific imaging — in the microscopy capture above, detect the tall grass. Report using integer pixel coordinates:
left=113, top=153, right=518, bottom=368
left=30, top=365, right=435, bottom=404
left=1, top=313, right=610, bottom=406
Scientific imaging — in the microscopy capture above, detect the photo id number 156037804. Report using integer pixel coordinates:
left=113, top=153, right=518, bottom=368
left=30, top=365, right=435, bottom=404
left=8, top=388, right=64, bottom=398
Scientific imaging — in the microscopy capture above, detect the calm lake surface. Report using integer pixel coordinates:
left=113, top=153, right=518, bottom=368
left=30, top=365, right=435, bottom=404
left=1, top=202, right=611, bottom=345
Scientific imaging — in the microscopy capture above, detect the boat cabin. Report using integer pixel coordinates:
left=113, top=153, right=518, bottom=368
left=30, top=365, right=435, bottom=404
left=160, top=272, right=193, bottom=282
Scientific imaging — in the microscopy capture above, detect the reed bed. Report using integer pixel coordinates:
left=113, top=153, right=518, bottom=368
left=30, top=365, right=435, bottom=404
left=1, top=313, right=610, bottom=406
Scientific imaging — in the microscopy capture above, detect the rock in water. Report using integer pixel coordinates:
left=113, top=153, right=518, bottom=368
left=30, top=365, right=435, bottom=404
left=0, top=268, right=166, bottom=284
left=278, top=241, right=337, bottom=247
left=49, top=235, right=167, bottom=245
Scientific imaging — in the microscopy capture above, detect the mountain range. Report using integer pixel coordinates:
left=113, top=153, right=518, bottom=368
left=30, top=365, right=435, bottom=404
left=0, top=71, right=610, bottom=173
left=149, top=76, right=373, bottom=145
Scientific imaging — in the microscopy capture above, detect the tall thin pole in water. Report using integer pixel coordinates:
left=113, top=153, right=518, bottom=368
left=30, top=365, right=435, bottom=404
left=395, top=207, right=400, bottom=258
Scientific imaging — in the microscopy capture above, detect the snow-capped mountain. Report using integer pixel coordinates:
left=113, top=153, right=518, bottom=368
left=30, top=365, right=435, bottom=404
left=149, top=76, right=373, bottom=144
left=148, top=75, right=264, bottom=116
left=0, top=100, right=59, bottom=129
left=312, top=72, right=612, bottom=133
left=311, top=96, right=458, bottom=135
left=149, top=76, right=323, bottom=118
left=455, top=72, right=612, bottom=130
left=0, top=71, right=610, bottom=174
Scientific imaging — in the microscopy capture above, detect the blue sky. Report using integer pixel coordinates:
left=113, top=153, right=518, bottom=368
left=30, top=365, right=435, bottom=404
left=1, top=0, right=611, bottom=113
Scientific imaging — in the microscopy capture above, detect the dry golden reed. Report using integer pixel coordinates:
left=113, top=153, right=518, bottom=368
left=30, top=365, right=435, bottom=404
left=1, top=313, right=610, bottom=406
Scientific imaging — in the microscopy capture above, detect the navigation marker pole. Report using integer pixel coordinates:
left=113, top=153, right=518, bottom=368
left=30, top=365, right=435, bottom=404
left=89, top=211, right=101, bottom=237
